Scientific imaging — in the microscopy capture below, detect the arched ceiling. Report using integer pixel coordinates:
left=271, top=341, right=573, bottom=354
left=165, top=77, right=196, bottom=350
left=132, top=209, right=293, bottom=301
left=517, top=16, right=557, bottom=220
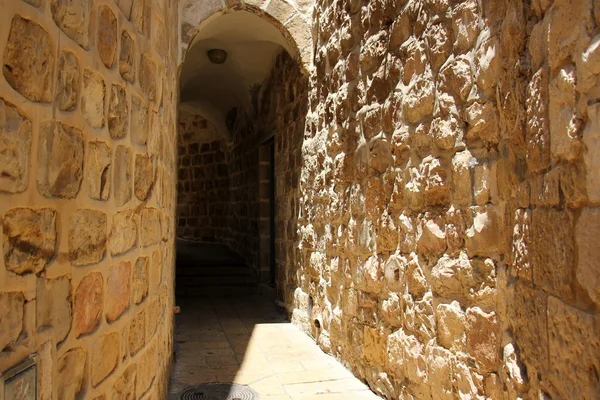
left=179, top=10, right=297, bottom=140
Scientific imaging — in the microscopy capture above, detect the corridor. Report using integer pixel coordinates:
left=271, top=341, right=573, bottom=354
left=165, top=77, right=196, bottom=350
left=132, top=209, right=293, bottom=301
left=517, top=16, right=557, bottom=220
left=168, top=294, right=381, bottom=399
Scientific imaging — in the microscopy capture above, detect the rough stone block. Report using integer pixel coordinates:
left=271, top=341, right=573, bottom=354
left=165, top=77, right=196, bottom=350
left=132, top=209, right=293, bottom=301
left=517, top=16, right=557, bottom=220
left=56, top=51, right=80, bottom=111
left=465, top=307, right=500, bottom=373
left=0, top=98, right=31, bottom=194
left=86, top=141, right=111, bottom=201
left=56, top=347, right=86, bottom=400
left=82, top=69, right=106, bottom=129
left=36, top=276, right=71, bottom=344
left=136, top=343, right=157, bottom=397
left=106, top=261, right=132, bottom=323
left=465, top=205, right=505, bottom=258
left=133, top=257, right=149, bottom=305
left=575, top=207, right=600, bottom=305
left=139, top=54, right=156, bottom=101
left=131, top=94, right=149, bottom=145
left=465, top=102, right=499, bottom=146
left=0, top=292, right=24, bottom=351
left=112, top=364, right=136, bottom=400
left=2, top=208, right=56, bottom=275
left=91, top=331, right=120, bottom=387
left=403, top=76, right=434, bottom=124
left=37, top=121, right=83, bottom=198
left=549, top=65, right=580, bottom=161
left=110, top=210, right=137, bottom=256
left=119, top=30, right=135, bottom=82
left=141, top=208, right=161, bottom=247
left=73, top=272, right=103, bottom=337
left=97, top=5, right=118, bottom=68
left=135, top=154, right=154, bottom=200
left=129, top=309, right=145, bottom=355
left=452, top=0, right=480, bottom=53
left=583, top=103, right=600, bottom=203
left=69, top=209, right=107, bottom=266
left=114, top=145, right=132, bottom=207
left=108, top=84, right=128, bottom=139
left=3, top=16, right=54, bottom=103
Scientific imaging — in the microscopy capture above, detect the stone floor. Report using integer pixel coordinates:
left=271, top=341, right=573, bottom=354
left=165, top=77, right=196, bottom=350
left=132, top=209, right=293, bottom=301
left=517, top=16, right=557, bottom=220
left=168, top=294, right=381, bottom=399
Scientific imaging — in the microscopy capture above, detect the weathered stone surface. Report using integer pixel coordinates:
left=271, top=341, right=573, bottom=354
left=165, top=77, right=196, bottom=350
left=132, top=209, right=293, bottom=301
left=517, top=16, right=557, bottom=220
left=465, top=205, right=504, bottom=258
left=82, top=69, right=106, bottom=128
left=97, top=5, right=118, bottom=68
left=91, top=331, right=120, bottom=386
left=56, top=51, right=80, bottom=111
left=549, top=65, right=580, bottom=161
left=36, top=276, right=72, bottom=344
left=141, top=208, right=161, bottom=247
left=106, top=261, right=132, bottom=323
left=3, top=16, right=54, bottom=103
left=0, top=99, right=31, bottom=194
left=110, top=210, right=137, bottom=256
left=51, top=0, right=90, bottom=49
left=2, top=208, right=56, bottom=275
left=465, top=307, right=500, bottom=372
left=120, top=30, right=136, bottom=82
left=86, top=141, right=111, bottom=200
left=575, top=207, right=600, bottom=305
left=69, top=209, right=107, bottom=266
left=56, top=347, right=86, bottom=400
left=139, top=54, right=156, bottom=101
left=436, top=301, right=466, bottom=351
left=136, top=343, right=157, bottom=397
left=112, top=364, right=136, bottom=400
left=131, top=94, right=149, bottom=145
left=0, top=292, right=24, bottom=350
left=73, top=272, right=103, bottom=337
left=37, top=121, right=83, bottom=198
left=108, top=84, right=128, bottom=139
left=133, top=256, right=149, bottom=304
left=114, top=145, right=132, bottom=206
left=129, top=308, right=145, bottom=355
left=135, top=153, right=154, bottom=200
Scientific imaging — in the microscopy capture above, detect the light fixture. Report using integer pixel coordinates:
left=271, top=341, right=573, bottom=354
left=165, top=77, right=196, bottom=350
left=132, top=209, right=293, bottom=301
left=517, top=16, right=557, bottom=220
left=207, top=49, right=227, bottom=64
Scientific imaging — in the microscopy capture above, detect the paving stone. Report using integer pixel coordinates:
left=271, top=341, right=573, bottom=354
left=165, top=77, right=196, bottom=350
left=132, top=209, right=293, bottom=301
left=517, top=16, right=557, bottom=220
left=2, top=207, right=56, bottom=275
left=0, top=292, right=24, bottom=351
left=0, top=98, right=31, bottom=193
left=119, top=30, right=135, bottom=82
left=73, top=272, right=103, bottom=337
left=51, top=0, right=91, bottom=49
left=82, top=69, right=106, bottom=129
left=86, top=141, right=111, bottom=201
left=91, top=331, right=120, bottom=387
left=56, top=50, right=80, bottom=111
left=110, top=210, right=137, bottom=256
left=97, top=5, right=118, bottom=68
left=56, top=347, right=86, bottom=399
left=69, top=209, right=107, bottom=266
left=37, top=121, right=83, bottom=198
left=106, top=261, right=132, bottom=323
left=3, top=15, right=54, bottom=103
left=114, top=145, right=132, bottom=207
left=108, top=84, right=128, bottom=139
left=135, top=153, right=154, bottom=200
left=36, top=276, right=72, bottom=344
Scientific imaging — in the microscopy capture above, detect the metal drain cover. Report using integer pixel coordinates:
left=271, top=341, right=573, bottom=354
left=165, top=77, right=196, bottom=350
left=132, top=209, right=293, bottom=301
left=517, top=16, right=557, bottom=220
left=177, top=383, right=258, bottom=400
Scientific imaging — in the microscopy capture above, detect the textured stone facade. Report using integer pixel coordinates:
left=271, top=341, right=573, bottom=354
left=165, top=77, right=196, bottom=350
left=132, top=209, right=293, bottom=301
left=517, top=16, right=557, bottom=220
left=0, top=0, right=178, bottom=399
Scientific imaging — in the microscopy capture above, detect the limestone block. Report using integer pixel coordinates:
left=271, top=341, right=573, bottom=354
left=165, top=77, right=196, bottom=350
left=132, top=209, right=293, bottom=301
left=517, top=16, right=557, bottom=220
left=401, top=37, right=428, bottom=85
left=437, top=301, right=466, bottom=352
left=129, top=309, right=145, bottom=355
left=0, top=292, right=24, bottom=350
left=36, top=276, right=72, bottom=344
left=98, top=5, right=118, bottom=68
left=575, top=208, right=600, bottom=305
left=114, top=145, right=132, bottom=207
left=3, top=16, right=54, bottom=103
left=416, top=217, right=446, bottom=257
left=120, top=30, right=135, bottom=82
left=363, top=326, right=387, bottom=365
left=108, top=84, right=128, bottom=139
left=86, top=141, right=111, bottom=201
left=139, top=54, right=156, bottom=101
left=465, top=102, right=499, bottom=146
left=452, top=0, right=480, bottom=53
left=421, top=157, right=450, bottom=206
left=131, top=94, right=149, bottom=145
left=51, top=0, right=91, bottom=49
left=403, top=76, right=435, bottom=124
left=438, top=55, right=473, bottom=102
left=146, top=298, right=158, bottom=338
left=465, top=307, right=500, bottom=372
left=452, top=150, right=473, bottom=207
left=0, top=99, right=31, bottom=194
left=56, top=51, right=80, bottom=111
left=549, top=65, right=580, bottom=161
left=525, top=67, right=551, bottom=173
left=387, top=329, right=427, bottom=385
left=37, top=121, right=83, bottom=198
left=136, top=343, right=157, bottom=397
left=531, top=208, right=574, bottom=299
left=430, top=113, right=463, bottom=150
left=91, top=331, right=120, bottom=387
left=106, top=261, right=132, bottom=323
left=141, top=208, right=161, bottom=247
left=425, top=21, right=452, bottom=72
left=430, top=253, right=475, bottom=300
left=511, top=209, right=532, bottom=281
left=426, top=346, right=454, bottom=400
left=73, top=272, right=103, bottom=337
left=110, top=210, right=137, bottom=256
left=69, top=209, right=107, bottom=266
left=2, top=208, right=56, bottom=275
left=112, top=364, right=137, bottom=400
left=465, top=204, right=505, bottom=258
left=57, top=347, right=86, bottom=400
left=583, top=103, right=600, bottom=203
left=133, top=256, right=149, bottom=304
left=150, top=248, right=162, bottom=293
left=82, top=69, right=106, bottom=129
left=135, top=154, right=154, bottom=200
left=360, top=31, right=388, bottom=73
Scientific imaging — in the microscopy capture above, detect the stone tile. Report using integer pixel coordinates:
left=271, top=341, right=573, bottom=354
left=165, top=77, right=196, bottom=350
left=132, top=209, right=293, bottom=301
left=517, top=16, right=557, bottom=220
left=0, top=98, right=31, bottom=193
left=68, top=209, right=107, bottom=266
left=106, top=261, right=132, bottom=323
left=97, top=5, right=118, bottom=68
left=73, top=272, right=103, bottom=337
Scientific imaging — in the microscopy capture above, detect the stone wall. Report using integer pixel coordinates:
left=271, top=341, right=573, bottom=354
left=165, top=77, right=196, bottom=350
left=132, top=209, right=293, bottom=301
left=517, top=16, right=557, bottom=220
left=177, top=111, right=231, bottom=243
left=0, top=0, right=178, bottom=398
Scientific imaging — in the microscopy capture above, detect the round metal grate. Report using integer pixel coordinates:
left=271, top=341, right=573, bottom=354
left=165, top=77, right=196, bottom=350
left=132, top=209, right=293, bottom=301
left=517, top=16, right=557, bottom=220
left=177, top=383, right=258, bottom=400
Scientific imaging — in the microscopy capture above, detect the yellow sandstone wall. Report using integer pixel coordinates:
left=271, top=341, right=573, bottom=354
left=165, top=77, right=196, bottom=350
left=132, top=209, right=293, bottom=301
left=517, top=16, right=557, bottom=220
left=0, top=0, right=179, bottom=398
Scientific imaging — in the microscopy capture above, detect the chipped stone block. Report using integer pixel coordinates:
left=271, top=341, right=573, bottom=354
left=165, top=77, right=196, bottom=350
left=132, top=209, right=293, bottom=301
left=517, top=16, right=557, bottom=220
left=133, top=256, right=149, bottom=304
left=119, top=30, right=135, bottom=82
left=57, top=347, right=86, bottom=399
left=112, top=364, right=136, bottom=400
left=82, top=69, right=106, bottom=129
left=86, top=141, right=111, bottom=201
left=141, top=208, right=161, bottom=247
left=37, top=121, right=83, bottom=198
left=110, top=210, right=137, bottom=256
left=131, top=94, right=149, bottom=145
left=575, top=207, right=600, bottom=305
left=3, top=16, right=54, bottom=103
left=98, top=5, right=118, bottom=68
left=135, top=154, right=154, bottom=200
left=51, top=0, right=90, bottom=49
left=2, top=208, right=56, bottom=275
left=106, top=261, right=132, bottom=323
left=69, top=209, right=107, bottom=266
left=114, top=145, right=132, bottom=207
left=139, top=53, right=156, bottom=101
left=0, top=99, right=31, bottom=193
left=108, top=84, right=128, bottom=140
left=36, top=276, right=72, bottom=344
left=129, top=309, right=145, bottom=355
left=91, top=331, right=120, bottom=387
left=56, top=51, right=80, bottom=111
left=73, top=272, right=103, bottom=337
left=0, top=292, right=24, bottom=351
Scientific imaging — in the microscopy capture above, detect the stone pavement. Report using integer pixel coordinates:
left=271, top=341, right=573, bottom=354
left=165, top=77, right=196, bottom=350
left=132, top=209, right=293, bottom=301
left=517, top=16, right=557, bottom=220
left=169, top=294, right=381, bottom=399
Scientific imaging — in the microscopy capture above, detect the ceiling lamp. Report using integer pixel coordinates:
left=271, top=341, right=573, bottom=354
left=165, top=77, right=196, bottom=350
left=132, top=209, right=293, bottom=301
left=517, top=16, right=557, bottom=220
left=207, top=49, right=227, bottom=64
